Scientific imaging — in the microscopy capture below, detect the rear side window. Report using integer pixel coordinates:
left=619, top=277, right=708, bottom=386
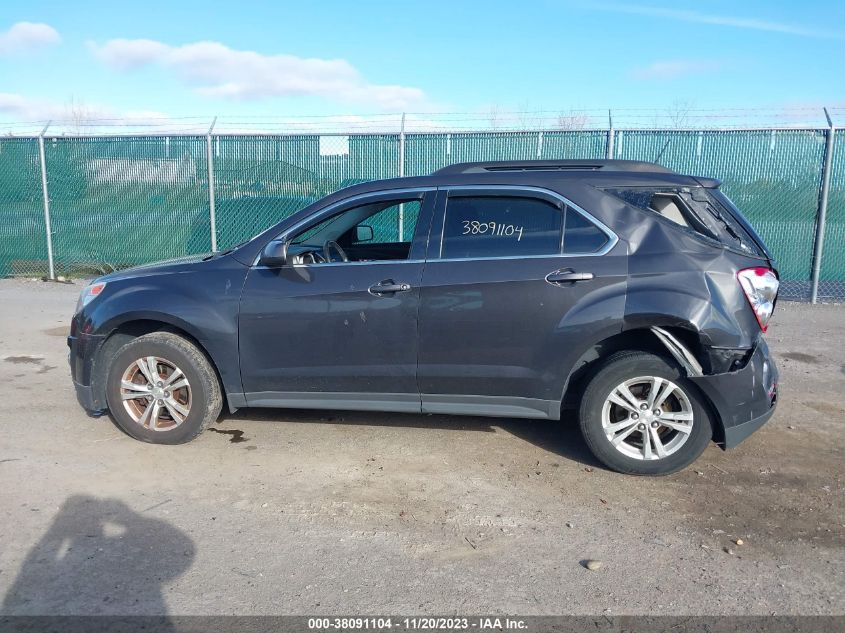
left=605, top=186, right=764, bottom=256
left=441, top=195, right=563, bottom=259
left=564, top=210, right=611, bottom=254
left=606, top=188, right=692, bottom=228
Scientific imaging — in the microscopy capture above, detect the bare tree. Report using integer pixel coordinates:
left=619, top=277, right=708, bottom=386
left=555, top=110, right=592, bottom=131
left=663, top=99, right=695, bottom=129
left=488, top=104, right=558, bottom=131
left=515, top=102, right=545, bottom=130
left=486, top=104, right=503, bottom=130
left=63, top=96, right=96, bottom=135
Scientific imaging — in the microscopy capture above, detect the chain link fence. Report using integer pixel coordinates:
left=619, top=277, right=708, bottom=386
left=0, top=138, right=47, bottom=275
left=44, top=135, right=210, bottom=274
left=824, top=130, right=845, bottom=299
left=0, top=126, right=842, bottom=301
left=612, top=129, right=828, bottom=299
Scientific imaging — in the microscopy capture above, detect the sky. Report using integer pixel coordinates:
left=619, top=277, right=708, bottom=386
left=0, top=0, right=843, bottom=132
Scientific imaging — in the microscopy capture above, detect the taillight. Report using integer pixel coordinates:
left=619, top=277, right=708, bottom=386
left=737, top=267, right=778, bottom=332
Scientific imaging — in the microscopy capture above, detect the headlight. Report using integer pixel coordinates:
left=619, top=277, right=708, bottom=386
left=76, top=281, right=107, bottom=313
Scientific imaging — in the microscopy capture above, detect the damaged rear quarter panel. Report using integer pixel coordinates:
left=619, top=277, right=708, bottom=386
left=621, top=204, right=762, bottom=351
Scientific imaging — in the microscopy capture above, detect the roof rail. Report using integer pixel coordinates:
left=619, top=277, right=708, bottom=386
left=433, top=160, right=676, bottom=175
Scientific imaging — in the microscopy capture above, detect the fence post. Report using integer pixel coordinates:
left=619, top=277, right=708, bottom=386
left=398, top=113, right=406, bottom=240
left=206, top=117, right=218, bottom=252
left=37, top=121, right=56, bottom=280
left=606, top=109, right=615, bottom=159
left=810, top=109, right=836, bottom=304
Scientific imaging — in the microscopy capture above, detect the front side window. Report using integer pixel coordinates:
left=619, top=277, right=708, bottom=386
left=289, top=197, right=421, bottom=263
left=441, top=195, right=563, bottom=259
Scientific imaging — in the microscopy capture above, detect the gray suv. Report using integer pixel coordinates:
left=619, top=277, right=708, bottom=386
left=69, top=160, right=779, bottom=475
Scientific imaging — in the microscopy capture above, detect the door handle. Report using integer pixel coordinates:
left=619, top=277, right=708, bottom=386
left=369, top=280, right=412, bottom=295
left=545, top=269, right=595, bottom=284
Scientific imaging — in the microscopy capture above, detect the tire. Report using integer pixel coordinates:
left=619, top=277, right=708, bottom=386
left=105, top=331, right=222, bottom=444
left=578, top=351, right=713, bottom=475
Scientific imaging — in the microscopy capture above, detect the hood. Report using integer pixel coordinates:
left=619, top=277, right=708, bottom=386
left=98, top=253, right=218, bottom=282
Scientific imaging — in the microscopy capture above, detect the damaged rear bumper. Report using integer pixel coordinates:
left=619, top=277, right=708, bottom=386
left=688, top=337, right=778, bottom=449
left=720, top=406, right=776, bottom=449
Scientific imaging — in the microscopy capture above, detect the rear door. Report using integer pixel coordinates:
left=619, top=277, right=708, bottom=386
left=418, top=186, right=628, bottom=419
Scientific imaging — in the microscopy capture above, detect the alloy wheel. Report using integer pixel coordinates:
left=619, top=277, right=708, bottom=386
left=119, top=356, right=192, bottom=431
left=601, top=376, right=694, bottom=460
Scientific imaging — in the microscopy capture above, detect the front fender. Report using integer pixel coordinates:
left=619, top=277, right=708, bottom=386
left=78, top=259, right=247, bottom=397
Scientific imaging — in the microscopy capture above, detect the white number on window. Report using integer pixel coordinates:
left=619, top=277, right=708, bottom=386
left=461, top=220, right=523, bottom=241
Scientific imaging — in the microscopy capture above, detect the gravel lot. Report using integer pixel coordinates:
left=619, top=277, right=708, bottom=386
left=0, top=278, right=842, bottom=616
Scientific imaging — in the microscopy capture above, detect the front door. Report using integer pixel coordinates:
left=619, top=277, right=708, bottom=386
left=418, top=187, right=628, bottom=419
left=239, top=189, right=435, bottom=412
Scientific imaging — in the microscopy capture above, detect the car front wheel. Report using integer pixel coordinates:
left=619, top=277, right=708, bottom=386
left=578, top=351, right=713, bottom=475
left=105, top=332, right=222, bottom=444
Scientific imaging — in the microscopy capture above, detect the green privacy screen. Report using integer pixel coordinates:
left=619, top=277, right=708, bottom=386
left=0, top=129, right=841, bottom=300
left=210, top=135, right=321, bottom=251
left=0, top=138, right=47, bottom=276
left=822, top=132, right=845, bottom=298
left=613, top=129, right=827, bottom=298
left=404, top=131, right=608, bottom=176
left=44, top=136, right=210, bottom=274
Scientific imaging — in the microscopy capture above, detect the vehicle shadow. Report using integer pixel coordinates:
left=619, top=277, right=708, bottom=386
left=227, top=407, right=603, bottom=469
left=2, top=495, right=194, bottom=622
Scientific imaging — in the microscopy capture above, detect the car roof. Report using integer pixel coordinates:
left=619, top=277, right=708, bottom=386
left=433, top=159, right=676, bottom=175
left=322, top=160, right=719, bottom=204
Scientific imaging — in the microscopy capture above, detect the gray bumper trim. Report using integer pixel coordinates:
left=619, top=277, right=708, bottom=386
left=722, top=405, right=776, bottom=449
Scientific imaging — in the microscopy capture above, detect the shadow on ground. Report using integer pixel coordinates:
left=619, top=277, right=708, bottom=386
left=2, top=495, right=194, bottom=620
left=227, top=407, right=604, bottom=469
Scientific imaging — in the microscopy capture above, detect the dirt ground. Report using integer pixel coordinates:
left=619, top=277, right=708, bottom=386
left=0, top=278, right=842, bottom=616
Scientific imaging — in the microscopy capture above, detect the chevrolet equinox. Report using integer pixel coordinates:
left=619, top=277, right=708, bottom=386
left=69, top=160, right=779, bottom=475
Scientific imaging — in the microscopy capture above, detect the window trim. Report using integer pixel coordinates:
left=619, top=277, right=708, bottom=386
left=283, top=188, right=433, bottom=243
left=253, top=187, right=436, bottom=268
left=435, top=185, right=618, bottom=261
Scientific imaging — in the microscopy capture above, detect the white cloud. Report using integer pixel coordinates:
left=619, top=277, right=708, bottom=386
left=89, top=38, right=169, bottom=68
left=0, top=91, right=445, bottom=136
left=89, top=38, right=427, bottom=110
left=587, top=3, right=842, bottom=39
left=0, top=93, right=182, bottom=135
left=0, top=22, right=60, bottom=55
left=630, top=60, right=721, bottom=80
left=0, top=93, right=65, bottom=122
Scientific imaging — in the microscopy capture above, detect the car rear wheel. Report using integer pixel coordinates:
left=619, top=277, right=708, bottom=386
left=578, top=351, right=713, bottom=475
left=105, top=332, right=222, bottom=444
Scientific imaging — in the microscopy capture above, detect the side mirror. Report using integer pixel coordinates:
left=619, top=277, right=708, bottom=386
left=259, top=239, right=288, bottom=267
left=354, top=225, right=374, bottom=243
